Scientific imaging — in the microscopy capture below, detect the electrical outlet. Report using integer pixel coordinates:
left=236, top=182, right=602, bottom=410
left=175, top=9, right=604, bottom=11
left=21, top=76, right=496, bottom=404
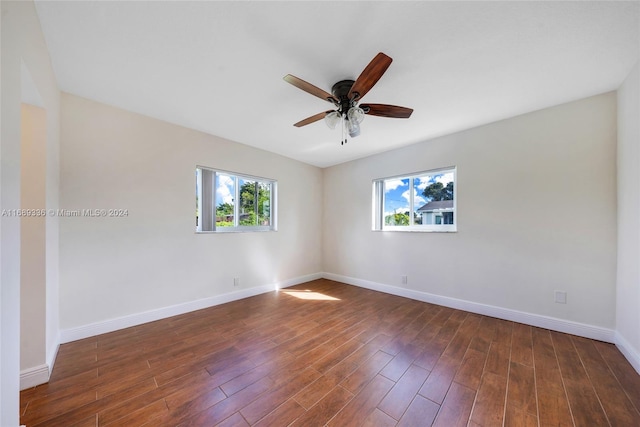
left=401, top=275, right=408, bottom=285
left=554, top=290, right=567, bottom=304
left=233, top=277, right=240, bottom=287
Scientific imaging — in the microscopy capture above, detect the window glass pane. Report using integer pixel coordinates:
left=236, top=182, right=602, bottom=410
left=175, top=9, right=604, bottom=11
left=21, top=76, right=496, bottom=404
left=237, top=179, right=272, bottom=227
left=258, top=182, right=271, bottom=226
left=195, top=168, right=201, bottom=231
left=384, top=178, right=410, bottom=226
left=412, top=177, right=428, bottom=225
left=216, top=173, right=235, bottom=227
left=239, top=178, right=257, bottom=226
left=415, top=171, right=455, bottom=226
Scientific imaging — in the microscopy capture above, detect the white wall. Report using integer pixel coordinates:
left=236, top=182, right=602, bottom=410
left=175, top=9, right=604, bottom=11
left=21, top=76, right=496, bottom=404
left=323, top=93, right=618, bottom=334
left=1, top=0, right=60, bottom=424
left=20, top=104, right=47, bottom=371
left=59, top=93, right=323, bottom=332
left=616, top=61, right=640, bottom=371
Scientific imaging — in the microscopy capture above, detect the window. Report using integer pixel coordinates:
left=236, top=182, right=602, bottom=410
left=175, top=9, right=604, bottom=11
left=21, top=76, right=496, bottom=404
left=373, top=167, right=456, bottom=232
left=196, top=167, right=277, bottom=232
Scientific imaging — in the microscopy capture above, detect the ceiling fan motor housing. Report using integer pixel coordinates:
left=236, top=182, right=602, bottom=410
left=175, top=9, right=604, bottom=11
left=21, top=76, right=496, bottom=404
left=331, top=79, right=357, bottom=113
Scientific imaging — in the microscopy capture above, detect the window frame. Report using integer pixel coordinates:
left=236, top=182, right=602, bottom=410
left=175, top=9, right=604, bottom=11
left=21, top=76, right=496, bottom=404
left=196, top=166, right=277, bottom=233
left=372, top=166, right=457, bottom=233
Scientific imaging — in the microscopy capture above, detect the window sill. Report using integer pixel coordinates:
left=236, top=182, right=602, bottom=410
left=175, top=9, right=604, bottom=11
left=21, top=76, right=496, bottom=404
left=196, top=228, right=276, bottom=233
left=375, top=226, right=457, bottom=233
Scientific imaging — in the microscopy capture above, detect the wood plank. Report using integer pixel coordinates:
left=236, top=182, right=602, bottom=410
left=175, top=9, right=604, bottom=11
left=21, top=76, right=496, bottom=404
left=252, top=398, right=306, bottom=427
left=178, top=376, right=274, bottom=426
left=572, top=336, right=640, bottom=425
left=327, top=375, right=394, bottom=427
left=442, top=314, right=482, bottom=362
left=468, top=316, right=497, bottom=353
left=432, top=382, right=476, bottom=427
left=506, top=361, right=537, bottom=416
left=453, top=348, right=487, bottom=391
left=419, top=355, right=461, bottom=404
left=101, top=399, right=168, bottom=427
left=532, top=328, right=574, bottom=427
left=397, top=395, right=440, bottom=427
left=551, top=332, right=609, bottom=426
left=20, top=388, right=97, bottom=426
left=469, top=371, right=508, bottom=427
left=594, top=340, right=640, bottom=413
left=220, top=351, right=296, bottom=397
left=340, top=350, right=394, bottom=394
left=165, top=386, right=227, bottom=421
left=362, top=408, right=397, bottom=427
left=413, top=337, right=450, bottom=371
left=289, top=385, right=353, bottom=426
left=216, top=412, right=250, bottom=427
left=504, top=405, right=538, bottom=427
left=485, top=341, right=510, bottom=378
left=510, top=322, right=533, bottom=366
left=378, top=364, right=430, bottom=420
left=239, top=367, right=321, bottom=424
left=379, top=347, right=421, bottom=382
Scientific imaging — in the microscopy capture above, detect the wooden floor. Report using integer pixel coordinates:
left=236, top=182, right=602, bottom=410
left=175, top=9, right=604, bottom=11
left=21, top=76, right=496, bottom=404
left=20, top=280, right=640, bottom=427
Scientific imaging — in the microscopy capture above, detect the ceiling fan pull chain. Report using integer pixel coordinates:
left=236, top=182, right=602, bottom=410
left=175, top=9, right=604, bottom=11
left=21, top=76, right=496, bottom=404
left=341, top=114, right=347, bottom=145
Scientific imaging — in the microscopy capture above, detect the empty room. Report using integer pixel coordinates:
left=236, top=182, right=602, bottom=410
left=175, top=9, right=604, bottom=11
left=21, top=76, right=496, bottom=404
left=2, top=1, right=640, bottom=426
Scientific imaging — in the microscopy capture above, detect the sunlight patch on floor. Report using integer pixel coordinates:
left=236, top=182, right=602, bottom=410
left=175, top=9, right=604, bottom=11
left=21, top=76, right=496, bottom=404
left=282, top=290, right=340, bottom=301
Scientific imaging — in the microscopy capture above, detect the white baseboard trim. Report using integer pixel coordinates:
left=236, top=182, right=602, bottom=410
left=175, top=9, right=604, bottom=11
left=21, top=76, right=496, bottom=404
left=19, top=335, right=60, bottom=390
left=322, top=272, right=616, bottom=343
left=47, top=337, right=60, bottom=375
left=614, top=331, right=640, bottom=375
left=20, top=364, right=49, bottom=390
left=59, top=273, right=322, bottom=344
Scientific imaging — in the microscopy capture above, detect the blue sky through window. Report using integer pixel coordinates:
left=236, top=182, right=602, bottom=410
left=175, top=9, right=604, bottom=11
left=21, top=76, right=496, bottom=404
left=383, top=172, right=454, bottom=218
left=216, top=173, right=235, bottom=207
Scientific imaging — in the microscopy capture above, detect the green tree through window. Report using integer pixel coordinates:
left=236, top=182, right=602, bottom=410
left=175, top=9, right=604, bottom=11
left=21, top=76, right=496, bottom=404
left=239, top=180, right=271, bottom=226
left=422, top=181, right=454, bottom=201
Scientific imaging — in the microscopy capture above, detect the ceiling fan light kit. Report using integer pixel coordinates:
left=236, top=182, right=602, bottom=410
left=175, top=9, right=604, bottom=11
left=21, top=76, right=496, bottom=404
left=346, top=107, right=364, bottom=137
left=284, top=52, right=414, bottom=145
left=324, top=111, right=341, bottom=130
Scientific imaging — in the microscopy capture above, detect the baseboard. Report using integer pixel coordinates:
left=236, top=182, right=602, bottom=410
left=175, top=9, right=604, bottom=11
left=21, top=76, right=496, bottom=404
left=322, top=272, right=616, bottom=343
left=614, top=331, right=640, bottom=375
left=46, top=337, right=60, bottom=375
left=59, top=273, right=322, bottom=344
left=20, top=364, right=49, bottom=390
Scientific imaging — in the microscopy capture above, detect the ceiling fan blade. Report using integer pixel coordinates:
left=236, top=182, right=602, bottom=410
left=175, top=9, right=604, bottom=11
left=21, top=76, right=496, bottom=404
left=293, top=111, right=332, bottom=127
left=284, top=74, right=337, bottom=104
left=348, top=52, right=393, bottom=101
left=361, top=104, right=413, bottom=119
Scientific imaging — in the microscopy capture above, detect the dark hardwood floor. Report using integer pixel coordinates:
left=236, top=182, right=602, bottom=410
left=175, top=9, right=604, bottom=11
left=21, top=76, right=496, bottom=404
left=20, top=279, right=640, bottom=426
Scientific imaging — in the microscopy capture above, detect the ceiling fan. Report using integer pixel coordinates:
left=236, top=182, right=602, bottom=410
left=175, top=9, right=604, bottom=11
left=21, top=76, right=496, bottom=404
left=284, top=52, right=413, bottom=145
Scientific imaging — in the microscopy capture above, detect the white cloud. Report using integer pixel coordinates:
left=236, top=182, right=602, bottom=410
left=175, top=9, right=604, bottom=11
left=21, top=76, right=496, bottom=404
left=436, top=172, right=454, bottom=185
left=401, top=189, right=427, bottom=207
left=384, top=179, right=407, bottom=191
left=216, top=174, right=235, bottom=204
left=415, top=177, right=430, bottom=191
left=415, top=172, right=454, bottom=190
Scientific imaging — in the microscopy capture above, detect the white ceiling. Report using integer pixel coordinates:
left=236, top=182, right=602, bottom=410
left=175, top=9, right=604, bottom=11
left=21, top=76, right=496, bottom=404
left=35, top=1, right=639, bottom=168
